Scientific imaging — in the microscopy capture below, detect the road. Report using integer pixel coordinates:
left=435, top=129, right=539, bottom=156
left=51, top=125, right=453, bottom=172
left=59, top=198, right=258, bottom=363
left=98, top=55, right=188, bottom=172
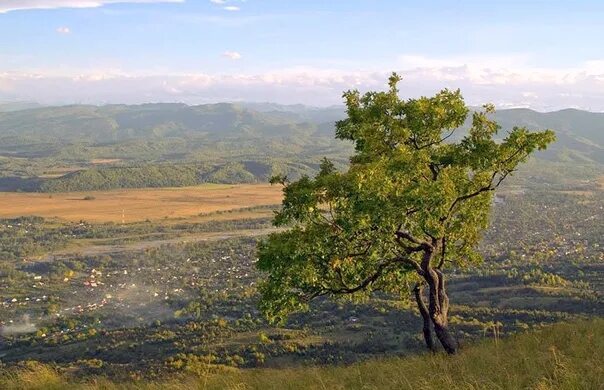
left=37, top=227, right=280, bottom=261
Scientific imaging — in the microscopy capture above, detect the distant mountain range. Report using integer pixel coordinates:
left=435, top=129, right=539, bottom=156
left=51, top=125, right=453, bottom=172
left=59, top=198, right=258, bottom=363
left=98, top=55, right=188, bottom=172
left=486, top=108, right=603, bottom=164
left=0, top=102, right=42, bottom=113
left=0, top=102, right=601, bottom=191
left=0, top=103, right=601, bottom=159
left=0, top=103, right=337, bottom=143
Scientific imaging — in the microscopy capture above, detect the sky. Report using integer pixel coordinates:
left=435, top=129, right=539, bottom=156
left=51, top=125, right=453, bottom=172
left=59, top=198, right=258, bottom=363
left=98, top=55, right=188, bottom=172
left=1, top=0, right=604, bottom=110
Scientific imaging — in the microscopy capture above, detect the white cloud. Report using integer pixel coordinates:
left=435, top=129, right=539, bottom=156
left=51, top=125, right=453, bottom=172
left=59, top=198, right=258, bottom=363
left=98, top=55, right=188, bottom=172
left=208, top=0, right=244, bottom=12
left=222, top=51, right=242, bottom=60
left=1, top=58, right=604, bottom=110
left=0, top=0, right=184, bottom=13
left=56, top=26, right=71, bottom=34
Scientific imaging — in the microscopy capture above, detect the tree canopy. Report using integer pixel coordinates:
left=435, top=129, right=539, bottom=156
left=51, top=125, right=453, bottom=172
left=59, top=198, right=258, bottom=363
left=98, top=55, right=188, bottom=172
left=257, top=74, right=555, bottom=353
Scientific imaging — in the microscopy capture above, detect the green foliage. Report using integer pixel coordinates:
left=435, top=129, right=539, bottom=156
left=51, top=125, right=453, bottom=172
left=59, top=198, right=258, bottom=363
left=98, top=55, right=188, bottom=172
left=40, top=164, right=209, bottom=192
left=257, top=74, right=555, bottom=322
left=0, top=216, right=70, bottom=260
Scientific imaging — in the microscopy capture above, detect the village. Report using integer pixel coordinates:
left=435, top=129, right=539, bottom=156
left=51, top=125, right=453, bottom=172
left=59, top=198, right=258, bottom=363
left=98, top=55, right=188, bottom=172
left=0, top=182, right=601, bottom=379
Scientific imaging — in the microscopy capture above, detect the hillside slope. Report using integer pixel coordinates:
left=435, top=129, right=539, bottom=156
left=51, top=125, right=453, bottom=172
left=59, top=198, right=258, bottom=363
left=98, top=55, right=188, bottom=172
left=490, top=108, right=604, bottom=163
left=1, top=318, right=602, bottom=390
left=0, top=103, right=323, bottom=143
left=0, top=103, right=602, bottom=191
left=0, top=103, right=601, bottom=162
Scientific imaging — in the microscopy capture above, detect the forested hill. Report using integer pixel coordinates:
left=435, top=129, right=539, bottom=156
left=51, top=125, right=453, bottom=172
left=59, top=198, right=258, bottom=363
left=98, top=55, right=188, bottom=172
left=487, top=108, right=604, bottom=163
left=1, top=103, right=601, bottom=145
left=0, top=103, right=601, bottom=191
left=0, top=103, right=341, bottom=143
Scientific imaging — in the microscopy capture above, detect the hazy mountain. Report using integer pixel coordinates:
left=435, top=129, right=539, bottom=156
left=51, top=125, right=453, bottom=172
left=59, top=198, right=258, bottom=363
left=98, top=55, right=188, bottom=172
left=0, top=103, right=601, bottom=160
left=0, top=103, right=325, bottom=145
left=0, top=103, right=601, bottom=191
left=0, top=102, right=43, bottom=112
left=489, top=108, right=604, bottom=163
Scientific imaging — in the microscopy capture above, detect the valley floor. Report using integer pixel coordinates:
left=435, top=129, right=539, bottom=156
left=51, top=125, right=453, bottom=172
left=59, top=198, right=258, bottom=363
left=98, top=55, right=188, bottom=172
left=0, top=182, right=601, bottom=385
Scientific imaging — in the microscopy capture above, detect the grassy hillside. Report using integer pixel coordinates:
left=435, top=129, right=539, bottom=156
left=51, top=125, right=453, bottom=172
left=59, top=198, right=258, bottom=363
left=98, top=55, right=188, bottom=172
left=1, top=319, right=602, bottom=389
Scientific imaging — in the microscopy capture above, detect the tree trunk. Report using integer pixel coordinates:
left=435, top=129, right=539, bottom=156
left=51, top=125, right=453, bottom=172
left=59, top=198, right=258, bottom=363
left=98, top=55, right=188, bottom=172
left=427, top=269, right=457, bottom=354
left=413, top=284, right=436, bottom=352
left=421, top=259, right=458, bottom=354
left=432, top=317, right=457, bottom=354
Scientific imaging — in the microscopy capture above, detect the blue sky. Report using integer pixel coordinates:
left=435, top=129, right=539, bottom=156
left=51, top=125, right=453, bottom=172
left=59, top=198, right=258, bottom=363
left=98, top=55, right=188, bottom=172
left=1, top=0, right=604, bottom=109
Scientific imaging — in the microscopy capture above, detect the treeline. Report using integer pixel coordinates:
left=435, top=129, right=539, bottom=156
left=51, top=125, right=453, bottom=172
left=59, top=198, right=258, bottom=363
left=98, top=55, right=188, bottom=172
left=37, top=160, right=317, bottom=192
left=0, top=216, right=70, bottom=260
left=41, top=164, right=209, bottom=192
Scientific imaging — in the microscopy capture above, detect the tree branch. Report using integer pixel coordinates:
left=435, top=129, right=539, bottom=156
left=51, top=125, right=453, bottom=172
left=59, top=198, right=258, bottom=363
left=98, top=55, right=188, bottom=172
left=318, top=212, right=344, bottom=232
left=444, top=169, right=511, bottom=219
left=395, top=226, right=432, bottom=249
left=309, top=259, right=394, bottom=298
left=395, top=233, right=427, bottom=255
left=416, top=128, right=456, bottom=150
left=304, top=254, right=421, bottom=301
left=413, top=283, right=429, bottom=316
left=444, top=142, right=528, bottom=220
left=347, top=240, right=373, bottom=257
left=429, top=163, right=440, bottom=181
left=434, top=269, right=449, bottom=317
left=395, top=256, right=424, bottom=275
left=437, top=237, right=447, bottom=269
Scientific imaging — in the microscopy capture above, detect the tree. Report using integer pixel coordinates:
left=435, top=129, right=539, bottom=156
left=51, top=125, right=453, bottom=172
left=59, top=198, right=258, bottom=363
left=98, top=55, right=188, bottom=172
left=256, top=74, right=555, bottom=354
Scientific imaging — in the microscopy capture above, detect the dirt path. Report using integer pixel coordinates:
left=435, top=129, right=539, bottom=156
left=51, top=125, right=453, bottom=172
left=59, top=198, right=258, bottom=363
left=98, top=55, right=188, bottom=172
left=39, top=227, right=280, bottom=261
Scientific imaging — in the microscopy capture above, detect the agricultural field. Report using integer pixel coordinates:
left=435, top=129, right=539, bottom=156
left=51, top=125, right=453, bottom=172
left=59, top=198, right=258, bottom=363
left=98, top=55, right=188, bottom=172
left=0, top=184, right=282, bottom=223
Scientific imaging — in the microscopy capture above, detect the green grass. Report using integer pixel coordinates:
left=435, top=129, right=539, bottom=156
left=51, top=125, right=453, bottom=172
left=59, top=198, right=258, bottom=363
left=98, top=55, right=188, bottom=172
left=1, top=319, right=602, bottom=390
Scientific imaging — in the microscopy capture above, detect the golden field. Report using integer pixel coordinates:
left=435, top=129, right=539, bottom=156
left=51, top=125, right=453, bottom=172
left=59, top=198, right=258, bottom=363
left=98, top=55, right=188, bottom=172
left=0, top=184, right=283, bottom=223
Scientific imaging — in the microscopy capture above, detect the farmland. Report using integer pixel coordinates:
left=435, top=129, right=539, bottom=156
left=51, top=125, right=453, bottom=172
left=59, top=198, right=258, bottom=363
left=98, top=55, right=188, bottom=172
left=0, top=184, right=282, bottom=223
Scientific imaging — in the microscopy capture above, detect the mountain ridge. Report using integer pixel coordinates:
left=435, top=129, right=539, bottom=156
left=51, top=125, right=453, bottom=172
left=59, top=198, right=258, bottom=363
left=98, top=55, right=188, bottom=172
left=0, top=102, right=601, bottom=191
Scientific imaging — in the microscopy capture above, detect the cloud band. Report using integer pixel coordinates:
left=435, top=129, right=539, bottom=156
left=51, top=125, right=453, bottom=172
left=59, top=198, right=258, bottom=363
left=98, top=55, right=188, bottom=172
left=0, top=0, right=184, bottom=13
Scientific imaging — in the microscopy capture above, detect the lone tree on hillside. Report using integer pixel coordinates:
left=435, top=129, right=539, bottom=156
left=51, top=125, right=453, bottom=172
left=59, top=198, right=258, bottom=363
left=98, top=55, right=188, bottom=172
left=256, top=74, right=555, bottom=354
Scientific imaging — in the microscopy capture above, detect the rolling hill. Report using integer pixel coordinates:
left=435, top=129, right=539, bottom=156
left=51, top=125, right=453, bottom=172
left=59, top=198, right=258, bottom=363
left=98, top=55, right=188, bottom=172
left=0, top=103, right=601, bottom=191
left=489, top=108, right=604, bottom=163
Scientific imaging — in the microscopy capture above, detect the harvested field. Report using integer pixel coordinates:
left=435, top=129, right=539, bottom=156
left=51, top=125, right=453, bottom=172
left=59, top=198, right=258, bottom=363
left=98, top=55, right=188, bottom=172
left=0, top=184, right=282, bottom=223
left=90, top=158, right=122, bottom=164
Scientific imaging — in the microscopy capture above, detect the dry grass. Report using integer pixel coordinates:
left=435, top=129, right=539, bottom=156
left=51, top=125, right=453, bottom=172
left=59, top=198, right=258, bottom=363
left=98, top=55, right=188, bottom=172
left=1, top=319, right=602, bottom=390
left=0, top=184, right=282, bottom=223
left=90, top=159, right=122, bottom=164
